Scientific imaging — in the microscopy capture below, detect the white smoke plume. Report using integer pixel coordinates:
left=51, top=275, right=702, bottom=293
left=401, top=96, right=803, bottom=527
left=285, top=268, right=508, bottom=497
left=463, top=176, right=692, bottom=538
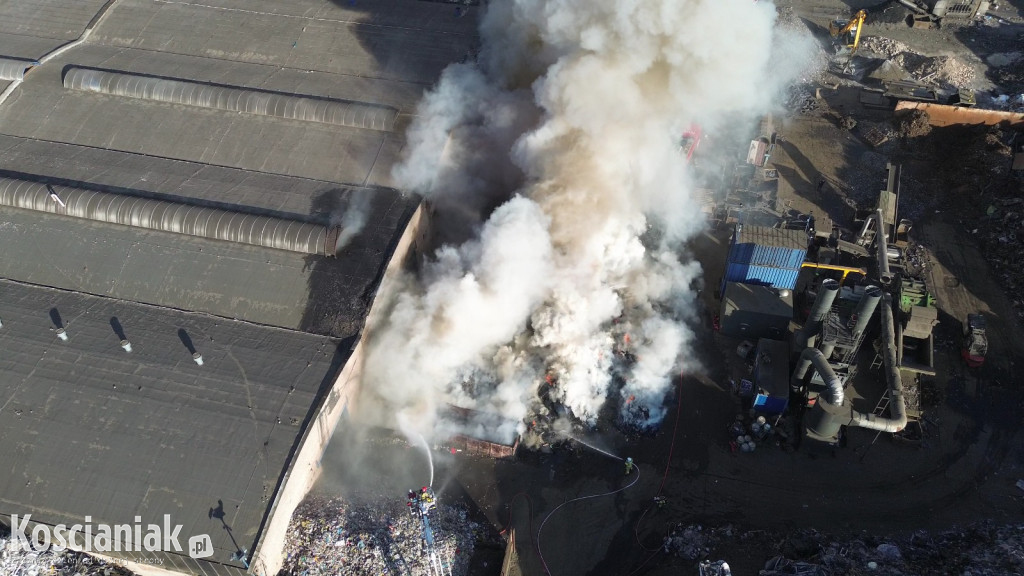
left=362, top=0, right=815, bottom=442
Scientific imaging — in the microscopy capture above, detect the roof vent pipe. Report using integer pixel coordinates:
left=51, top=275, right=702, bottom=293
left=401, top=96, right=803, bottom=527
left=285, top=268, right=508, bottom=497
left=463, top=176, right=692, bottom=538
left=120, top=339, right=133, bottom=353
left=852, top=285, right=882, bottom=338
left=192, top=352, right=204, bottom=366
left=56, top=328, right=68, bottom=341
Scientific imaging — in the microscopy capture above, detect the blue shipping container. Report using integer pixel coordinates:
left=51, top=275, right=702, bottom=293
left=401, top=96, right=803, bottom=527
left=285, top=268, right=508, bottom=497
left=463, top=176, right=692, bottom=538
left=728, top=241, right=807, bottom=269
left=724, top=262, right=801, bottom=290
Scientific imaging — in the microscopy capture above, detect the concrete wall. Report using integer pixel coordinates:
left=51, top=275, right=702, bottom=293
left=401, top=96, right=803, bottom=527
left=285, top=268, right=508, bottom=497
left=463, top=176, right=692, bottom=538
left=248, top=201, right=424, bottom=576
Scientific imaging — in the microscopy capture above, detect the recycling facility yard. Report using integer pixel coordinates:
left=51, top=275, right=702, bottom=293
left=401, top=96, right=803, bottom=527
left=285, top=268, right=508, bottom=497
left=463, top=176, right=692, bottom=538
left=6, top=1, right=1024, bottom=575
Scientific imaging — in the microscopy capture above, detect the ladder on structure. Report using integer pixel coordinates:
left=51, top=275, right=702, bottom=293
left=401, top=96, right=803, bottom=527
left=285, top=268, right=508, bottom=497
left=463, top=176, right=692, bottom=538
left=872, top=390, right=891, bottom=417
left=870, top=352, right=883, bottom=371
left=856, top=390, right=892, bottom=461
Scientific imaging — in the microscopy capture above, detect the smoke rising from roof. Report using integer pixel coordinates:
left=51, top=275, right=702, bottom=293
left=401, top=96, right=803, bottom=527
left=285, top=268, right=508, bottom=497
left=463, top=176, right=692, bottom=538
left=362, top=0, right=814, bottom=440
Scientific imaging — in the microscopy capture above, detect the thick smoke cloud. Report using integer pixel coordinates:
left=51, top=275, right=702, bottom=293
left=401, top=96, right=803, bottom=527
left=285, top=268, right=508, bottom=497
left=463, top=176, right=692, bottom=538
left=362, top=0, right=814, bottom=442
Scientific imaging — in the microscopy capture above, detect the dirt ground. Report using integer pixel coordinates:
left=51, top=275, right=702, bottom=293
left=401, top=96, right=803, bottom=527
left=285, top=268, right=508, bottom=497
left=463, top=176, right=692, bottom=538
left=318, top=3, right=1024, bottom=576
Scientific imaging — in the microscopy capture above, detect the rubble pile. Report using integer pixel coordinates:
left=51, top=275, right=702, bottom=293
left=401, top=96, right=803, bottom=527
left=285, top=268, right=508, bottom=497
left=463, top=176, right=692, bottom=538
left=892, top=110, right=932, bottom=139
left=860, top=37, right=976, bottom=88
left=893, top=53, right=976, bottom=89
left=279, top=493, right=477, bottom=576
left=860, top=36, right=911, bottom=59
left=785, top=84, right=817, bottom=114
left=0, top=527, right=136, bottom=576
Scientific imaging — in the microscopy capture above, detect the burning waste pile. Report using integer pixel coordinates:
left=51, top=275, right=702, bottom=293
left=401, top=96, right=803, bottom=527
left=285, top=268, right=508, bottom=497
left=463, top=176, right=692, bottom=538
left=362, top=0, right=818, bottom=446
left=279, top=492, right=476, bottom=576
left=0, top=525, right=136, bottom=576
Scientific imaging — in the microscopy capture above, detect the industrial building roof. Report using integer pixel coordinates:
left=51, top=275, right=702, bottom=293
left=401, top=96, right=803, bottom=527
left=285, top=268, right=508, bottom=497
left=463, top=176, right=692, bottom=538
left=0, top=278, right=343, bottom=569
left=0, top=0, right=478, bottom=571
left=722, top=282, right=794, bottom=319
left=734, top=224, right=809, bottom=252
left=754, top=338, right=790, bottom=399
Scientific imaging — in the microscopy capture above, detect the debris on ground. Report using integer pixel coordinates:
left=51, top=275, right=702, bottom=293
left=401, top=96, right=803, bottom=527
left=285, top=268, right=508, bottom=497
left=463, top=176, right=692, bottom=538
left=786, top=85, right=818, bottom=115
left=859, top=36, right=976, bottom=89
left=0, top=526, right=137, bottom=576
left=278, top=493, right=477, bottom=576
left=667, top=523, right=1024, bottom=576
left=892, top=109, right=932, bottom=139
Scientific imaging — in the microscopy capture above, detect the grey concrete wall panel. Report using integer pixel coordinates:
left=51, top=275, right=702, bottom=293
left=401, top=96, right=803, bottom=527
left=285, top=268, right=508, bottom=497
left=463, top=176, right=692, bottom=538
left=65, top=67, right=398, bottom=131
left=0, top=57, right=37, bottom=81
left=0, top=176, right=336, bottom=255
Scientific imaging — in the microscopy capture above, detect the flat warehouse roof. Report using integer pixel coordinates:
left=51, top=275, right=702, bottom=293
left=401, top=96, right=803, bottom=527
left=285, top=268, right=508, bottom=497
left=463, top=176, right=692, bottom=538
left=0, top=0, right=477, bottom=571
left=0, top=279, right=346, bottom=568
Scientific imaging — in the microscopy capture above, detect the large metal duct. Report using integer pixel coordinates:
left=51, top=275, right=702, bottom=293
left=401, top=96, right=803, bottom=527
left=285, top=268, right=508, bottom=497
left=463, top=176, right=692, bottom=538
left=64, top=67, right=397, bottom=132
left=818, top=337, right=837, bottom=363
left=802, top=292, right=908, bottom=440
left=795, top=279, right=840, bottom=350
left=876, top=208, right=893, bottom=285
left=797, top=347, right=843, bottom=405
left=848, top=292, right=907, bottom=433
left=0, top=57, right=37, bottom=81
left=0, top=177, right=340, bottom=256
left=798, top=347, right=845, bottom=442
left=852, top=285, right=882, bottom=338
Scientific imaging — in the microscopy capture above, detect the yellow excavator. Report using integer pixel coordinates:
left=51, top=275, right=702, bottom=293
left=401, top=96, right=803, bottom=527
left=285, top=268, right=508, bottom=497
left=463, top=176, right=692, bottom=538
left=828, top=9, right=866, bottom=73
left=829, top=10, right=866, bottom=54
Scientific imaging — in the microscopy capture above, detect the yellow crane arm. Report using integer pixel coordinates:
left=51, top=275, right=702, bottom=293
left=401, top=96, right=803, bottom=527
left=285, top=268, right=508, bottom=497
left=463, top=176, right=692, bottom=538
left=830, top=10, right=867, bottom=51
left=801, top=262, right=867, bottom=283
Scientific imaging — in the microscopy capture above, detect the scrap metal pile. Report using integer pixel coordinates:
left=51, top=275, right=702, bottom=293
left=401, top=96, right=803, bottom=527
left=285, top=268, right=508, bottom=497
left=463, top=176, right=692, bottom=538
left=279, top=493, right=477, bottom=576
left=0, top=527, right=136, bottom=576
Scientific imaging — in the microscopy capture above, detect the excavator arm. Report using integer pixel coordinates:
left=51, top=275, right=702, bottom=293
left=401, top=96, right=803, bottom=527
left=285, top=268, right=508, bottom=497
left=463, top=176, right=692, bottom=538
left=829, top=10, right=867, bottom=52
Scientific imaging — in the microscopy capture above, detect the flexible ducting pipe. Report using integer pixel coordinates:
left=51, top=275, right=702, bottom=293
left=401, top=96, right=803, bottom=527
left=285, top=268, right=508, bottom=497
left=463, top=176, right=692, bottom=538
left=64, top=67, right=398, bottom=131
left=794, top=347, right=844, bottom=406
left=0, top=177, right=340, bottom=256
left=0, top=57, right=37, bottom=81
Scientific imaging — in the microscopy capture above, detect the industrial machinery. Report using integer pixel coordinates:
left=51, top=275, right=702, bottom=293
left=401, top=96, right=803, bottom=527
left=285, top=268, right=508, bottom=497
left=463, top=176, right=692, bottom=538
left=829, top=10, right=866, bottom=55
left=962, top=313, right=988, bottom=368
left=406, top=486, right=452, bottom=576
left=679, top=124, right=702, bottom=163
left=828, top=9, right=866, bottom=73
left=896, top=0, right=988, bottom=27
